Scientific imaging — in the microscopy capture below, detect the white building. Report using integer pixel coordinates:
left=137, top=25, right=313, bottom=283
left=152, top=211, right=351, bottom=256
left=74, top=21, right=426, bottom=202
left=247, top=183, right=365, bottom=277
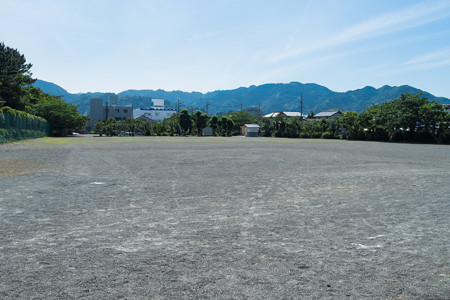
left=133, top=99, right=176, bottom=122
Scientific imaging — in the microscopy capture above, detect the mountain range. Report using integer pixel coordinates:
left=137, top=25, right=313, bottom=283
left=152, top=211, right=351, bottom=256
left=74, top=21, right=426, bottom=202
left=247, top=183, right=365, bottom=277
left=33, top=80, right=450, bottom=116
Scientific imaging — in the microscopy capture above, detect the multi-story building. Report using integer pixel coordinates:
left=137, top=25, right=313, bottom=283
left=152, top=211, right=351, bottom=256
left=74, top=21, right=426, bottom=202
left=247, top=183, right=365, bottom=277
left=89, top=96, right=133, bottom=131
left=133, top=99, right=176, bottom=122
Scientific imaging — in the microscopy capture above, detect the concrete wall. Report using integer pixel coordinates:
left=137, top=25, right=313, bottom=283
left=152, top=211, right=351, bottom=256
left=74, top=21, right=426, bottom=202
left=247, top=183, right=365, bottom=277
left=89, top=98, right=105, bottom=131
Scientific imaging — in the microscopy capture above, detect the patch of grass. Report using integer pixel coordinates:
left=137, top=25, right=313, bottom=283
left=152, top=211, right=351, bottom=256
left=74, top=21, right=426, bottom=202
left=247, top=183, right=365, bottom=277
left=37, top=136, right=343, bottom=146
left=0, top=159, right=45, bottom=177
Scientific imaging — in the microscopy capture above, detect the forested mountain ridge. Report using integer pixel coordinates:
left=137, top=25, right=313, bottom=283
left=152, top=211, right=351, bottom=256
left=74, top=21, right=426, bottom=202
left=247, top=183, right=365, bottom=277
left=34, top=80, right=450, bottom=116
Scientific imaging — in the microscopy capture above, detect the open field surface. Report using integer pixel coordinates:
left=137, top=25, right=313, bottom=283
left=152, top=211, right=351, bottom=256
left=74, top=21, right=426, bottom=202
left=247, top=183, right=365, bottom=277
left=1, top=136, right=449, bottom=299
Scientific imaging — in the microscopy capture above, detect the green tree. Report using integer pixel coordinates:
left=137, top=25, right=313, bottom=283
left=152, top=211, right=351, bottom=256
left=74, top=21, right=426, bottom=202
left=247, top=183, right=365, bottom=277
left=28, top=88, right=88, bottom=136
left=218, top=116, right=230, bottom=136
left=179, top=109, right=192, bottom=135
left=273, top=114, right=287, bottom=137
left=392, top=93, right=427, bottom=141
left=262, top=117, right=275, bottom=137
left=95, top=120, right=106, bottom=136
left=0, top=43, right=35, bottom=110
left=164, top=113, right=180, bottom=135
left=227, top=111, right=257, bottom=133
left=226, top=118, right=235, bottom=136
left=194, top=110, right=209, bottom=136
left=419, top=100, right=447, bottom=140
left=341, top=111, right=363, bottom=140
left=101, top=118, right=118, bottom=136
left=209, top=115, right=219, bottom=135
left=285, top=117, right=301, bottom=138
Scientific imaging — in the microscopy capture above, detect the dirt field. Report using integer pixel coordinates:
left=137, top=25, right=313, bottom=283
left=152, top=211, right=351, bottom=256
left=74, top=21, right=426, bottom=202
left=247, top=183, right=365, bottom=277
left=1, top=136, right=449, bottom=299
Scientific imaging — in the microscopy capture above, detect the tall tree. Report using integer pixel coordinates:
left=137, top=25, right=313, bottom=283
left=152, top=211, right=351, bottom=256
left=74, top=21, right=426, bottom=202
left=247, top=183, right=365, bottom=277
left=194, top=110, right=209, bottom=136
left=209, top=115, right=219, bottom=135
left=27, top=87, right=88, bottom=136
left=0, top=43, right=35, bottom=110
left=227, top=111, right=257, bottom=132
left=179, top=109, right=192, bottom=135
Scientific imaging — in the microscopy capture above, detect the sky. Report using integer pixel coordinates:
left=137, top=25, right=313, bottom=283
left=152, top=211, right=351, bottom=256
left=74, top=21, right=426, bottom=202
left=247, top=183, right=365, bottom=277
left=1, top=0, right=450, bottom=98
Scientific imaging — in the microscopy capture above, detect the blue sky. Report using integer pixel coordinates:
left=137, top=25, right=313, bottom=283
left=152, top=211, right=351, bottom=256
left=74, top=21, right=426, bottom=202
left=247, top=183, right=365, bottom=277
left=2, top=0, right=450, bottom=98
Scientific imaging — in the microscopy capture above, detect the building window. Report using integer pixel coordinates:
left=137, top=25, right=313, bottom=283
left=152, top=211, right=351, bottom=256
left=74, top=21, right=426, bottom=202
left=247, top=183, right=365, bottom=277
left=123, top=109, right=128, bottom=113
left=155, top=112, right=160, bottom=116
left=115, top=109, right=120, bottom=113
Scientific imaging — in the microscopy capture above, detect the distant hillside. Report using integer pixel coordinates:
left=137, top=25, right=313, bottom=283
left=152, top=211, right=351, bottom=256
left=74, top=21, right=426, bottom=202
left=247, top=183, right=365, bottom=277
left=33, top=80, right=70, bottom=97
left=33, top=80, right=450, bottom=116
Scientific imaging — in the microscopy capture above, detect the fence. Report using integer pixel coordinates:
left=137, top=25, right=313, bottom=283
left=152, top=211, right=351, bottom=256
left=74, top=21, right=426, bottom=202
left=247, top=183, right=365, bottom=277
left=0, top=112, right=50, bottom=144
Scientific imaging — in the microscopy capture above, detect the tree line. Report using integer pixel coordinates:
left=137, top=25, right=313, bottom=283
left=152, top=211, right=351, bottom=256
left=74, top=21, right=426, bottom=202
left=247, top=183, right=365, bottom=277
left=0, top=42, right=88, bottom=136
left=94, top=110, right=258, bottom=137
left=341, top=93, right=449, bottom=143
left=96, top=93, right=450, bottom=144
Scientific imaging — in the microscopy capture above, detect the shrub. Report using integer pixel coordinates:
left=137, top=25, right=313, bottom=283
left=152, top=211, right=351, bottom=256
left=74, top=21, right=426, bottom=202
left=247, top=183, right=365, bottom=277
left=321, top=131, right=334, bottom=139
left=414, top=130, right=434, bottom=143
left=311, top=132, right=322, bottom=138
left=391, top=131, right=405, bottom=142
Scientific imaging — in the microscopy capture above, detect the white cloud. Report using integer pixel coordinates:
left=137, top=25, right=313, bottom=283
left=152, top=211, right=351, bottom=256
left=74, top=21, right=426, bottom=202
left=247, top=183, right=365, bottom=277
left=273, top=0, right=450, bottom=63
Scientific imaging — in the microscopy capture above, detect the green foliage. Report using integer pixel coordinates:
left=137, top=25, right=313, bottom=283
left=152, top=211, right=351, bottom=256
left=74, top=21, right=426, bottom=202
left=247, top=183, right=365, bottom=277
left=0, top=42, right=35, bottom=110
left=209, top=115, right=219, bottom=135
left=0, top=44, right=87, bottom=137
left=194, top=110, right=209, bottom=136
left=0, top=109, right=50, bottom=143
left=217, top=116, right=233, bottom=136
left=95, top=118, right=119, bottom=136
left=0, top=106, right=47, bottom=122
left=27, top=87, right=88, bottom=136
left=226, top=111, right=257, bottom=132
left=227, top=118, right=235, bottom=136
left=340, top=93, right=450, bottom=143
left=179, top=109, right=192, bottom=135
left=261, top=115, right=344, bottom=140
left=341, top=112, right=363, bottom=140
left=261, top=117, right=275, bottom=137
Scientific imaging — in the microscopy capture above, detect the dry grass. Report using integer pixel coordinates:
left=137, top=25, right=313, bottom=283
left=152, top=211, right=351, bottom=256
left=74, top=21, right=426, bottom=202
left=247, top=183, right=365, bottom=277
left=0, top=159, right=45, bottom=177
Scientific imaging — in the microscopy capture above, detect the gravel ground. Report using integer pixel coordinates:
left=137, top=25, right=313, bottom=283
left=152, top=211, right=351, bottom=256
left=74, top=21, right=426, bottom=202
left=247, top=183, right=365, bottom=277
left=1, top=136, right=449, bottom=299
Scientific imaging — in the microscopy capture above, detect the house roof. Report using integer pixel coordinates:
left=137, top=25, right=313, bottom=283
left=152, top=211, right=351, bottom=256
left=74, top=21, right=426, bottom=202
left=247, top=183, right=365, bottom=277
left=243, top=124, right=260, bottom=128
left=264, top=112, right=279, bottom=118
left=314, top=111, right=341, bottom=117
left=135, top=115, right=152, bottom=122
left=265, top=111, right=306, bottom=118
left=281, top=111, right=303, bottom=117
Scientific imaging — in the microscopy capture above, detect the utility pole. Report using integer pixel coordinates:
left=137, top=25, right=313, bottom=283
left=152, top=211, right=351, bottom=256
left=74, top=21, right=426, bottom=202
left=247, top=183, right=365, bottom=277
left=300, top=94, right=303, bottom=120
left=240, top=103, right=243, bottom=112
left=206, top=101, right=210, bottom=115
left=258, top=101, right=262, bottom=125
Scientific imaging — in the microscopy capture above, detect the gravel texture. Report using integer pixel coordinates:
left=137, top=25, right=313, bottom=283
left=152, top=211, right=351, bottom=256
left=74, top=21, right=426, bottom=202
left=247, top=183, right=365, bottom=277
left=1, top=136, right=449, bottom=299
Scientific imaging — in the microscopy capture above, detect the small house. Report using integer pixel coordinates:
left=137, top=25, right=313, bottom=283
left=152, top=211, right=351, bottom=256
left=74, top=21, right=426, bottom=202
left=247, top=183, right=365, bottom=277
left=241, top=124, right=260, bottom=137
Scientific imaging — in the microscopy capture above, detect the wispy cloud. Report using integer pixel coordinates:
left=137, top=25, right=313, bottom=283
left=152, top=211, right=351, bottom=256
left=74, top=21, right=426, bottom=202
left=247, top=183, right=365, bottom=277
left=273, top=1, right=450, bottom=63
left=376, top=48, right=450, bottom=76
left=404, top=48, right=450, bottom=66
